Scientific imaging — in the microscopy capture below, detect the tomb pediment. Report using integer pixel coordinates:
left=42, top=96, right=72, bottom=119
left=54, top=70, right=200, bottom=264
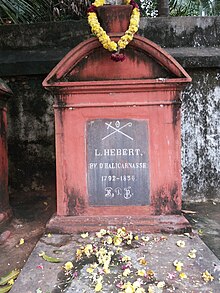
left=43, top=35, right=191, bottom=89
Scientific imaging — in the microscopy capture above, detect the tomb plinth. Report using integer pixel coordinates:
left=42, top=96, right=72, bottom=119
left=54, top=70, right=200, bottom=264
left=0, top=79, right=12, bottom=226
left=43, top=5, right=192, bottom=233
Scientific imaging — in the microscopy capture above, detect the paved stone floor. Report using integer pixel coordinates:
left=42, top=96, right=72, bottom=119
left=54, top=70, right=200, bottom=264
left=0, top=190, right=219, bottom=292
left=182, top=201, right=220, bottom=260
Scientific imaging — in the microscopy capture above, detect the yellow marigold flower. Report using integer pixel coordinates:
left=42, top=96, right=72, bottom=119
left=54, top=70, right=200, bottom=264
left=137, top=269, right=146, bottom=277
left=19, top=238, right=25, bottom=245
left=122, top=282, right=135, bottom=293
left=93, top=0, right=105, bottom=7
left=96, top=229, right=107, bottom=237
left=95, top=282, right=102, bottom=292
left=141, top=236, right=150, bottom=242
left=113, top=235, right=122, bottom=246
left=87, top=1, right=140, bottom=54
left=80, top=232, right=89, bottom=238
left=104, top=267, right=110, bottom=274
left=122, top=255, right=131, bottom=262
left=139, top=257, right=147, bottom=265
left=157, top=281, right=165, bottom=288
left=133, top=8, right=140, bottom=15
left=123, top=268, right=131, bottom=277
left=64, top=261, right=73, bottom=271
left=147, top=269, right=155, bottom=277
left=202, top=270, right=214, bottom=282
left=134, top=235, right=139, bottom=240
left=136, top=288, right=146, bottom=293
left=173, top=260, right=183, bottom=272
left=148, top=285, right=155, bottom=293
left=86, top=266, right=94, bottom=274
left=117, top=227, right=127, bottom=237
left=76, top=248, right=83, bottom=259
left=129, top=25, right=138, bottom=33
left=84, top=244, right=93, bottom=257
left=133, top=280, right=141, bottom=289
left=179, top=272, right=187, bottom=279
left=110, top=42, right=117, bottom=51
left=188, top=249, right=197, bottom=259
left=106, top=236, right=113, bottom=244
left=118, top=40, right=128, bottom=49
left=124, top=34, right=133, bottom=42
left=176, top=240, right=186, bottom=248
left=130, top=19, right=138, bottom=26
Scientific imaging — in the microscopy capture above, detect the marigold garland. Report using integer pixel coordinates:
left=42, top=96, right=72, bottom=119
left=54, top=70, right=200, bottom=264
left=87, top=0, right=140, bottom=62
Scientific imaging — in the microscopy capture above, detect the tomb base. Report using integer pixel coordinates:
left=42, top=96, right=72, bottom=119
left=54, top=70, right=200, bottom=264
left=46, top=214, right=191, bottom=234
left=0, top=208, right=12, bottom=227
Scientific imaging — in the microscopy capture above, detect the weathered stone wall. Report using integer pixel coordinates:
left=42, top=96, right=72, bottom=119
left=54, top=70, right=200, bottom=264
left=0, top=17, right=219, bottom=201
left=182, top=69, right=220, bottom=201
left=5, top=76, right=55, bottom=192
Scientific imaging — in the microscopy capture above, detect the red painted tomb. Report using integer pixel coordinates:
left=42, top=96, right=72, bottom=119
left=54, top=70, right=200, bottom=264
left=0, top=79, right=12, bottom=226
left=43, top=5, right=192, bottom=233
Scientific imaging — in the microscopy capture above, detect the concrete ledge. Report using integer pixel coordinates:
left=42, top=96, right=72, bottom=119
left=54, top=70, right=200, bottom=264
left=0, top=47, right=219, bottom=76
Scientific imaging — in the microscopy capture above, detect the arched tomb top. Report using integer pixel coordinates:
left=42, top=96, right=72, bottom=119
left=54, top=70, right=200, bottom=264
left=43, top=35, right=191, bottom=92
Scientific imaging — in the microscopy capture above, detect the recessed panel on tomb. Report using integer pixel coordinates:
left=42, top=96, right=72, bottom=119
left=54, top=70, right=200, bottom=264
left=87, top=119, right=150, bottom=206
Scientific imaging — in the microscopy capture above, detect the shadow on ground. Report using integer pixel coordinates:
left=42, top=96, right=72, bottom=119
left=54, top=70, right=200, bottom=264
left=0, top=188, right=56, bottom=276
left=183, top=200, right=220, bottom=260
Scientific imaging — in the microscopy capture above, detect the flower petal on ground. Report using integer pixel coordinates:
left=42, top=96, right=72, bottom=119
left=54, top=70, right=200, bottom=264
left=64, top=261, right=73, bottom=271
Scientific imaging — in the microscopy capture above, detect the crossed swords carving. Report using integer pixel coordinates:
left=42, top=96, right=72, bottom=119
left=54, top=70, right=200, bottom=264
left=102, top=121, right=133, bottom=141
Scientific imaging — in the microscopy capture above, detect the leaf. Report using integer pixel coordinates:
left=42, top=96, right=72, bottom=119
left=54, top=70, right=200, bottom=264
left=0, top=269, right=20, bottom=286
left=39, top=251, right=62, bottom=263
left=0, top=284, right=13, bottom=293
left=7, top=279, right=14, bottom=285
left=198, top=229, right=204, bottom=236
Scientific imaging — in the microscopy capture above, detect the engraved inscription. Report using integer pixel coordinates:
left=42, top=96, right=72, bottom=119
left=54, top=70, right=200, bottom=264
left=87, top=119, right=150, bottom=206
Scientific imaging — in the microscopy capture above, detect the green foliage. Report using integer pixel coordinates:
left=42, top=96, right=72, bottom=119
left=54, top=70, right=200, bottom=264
left=0, top=0, right=91, bottom=24
left=170, top=0, right=220, bottom=16
left=0, top=0, right=52, bottom=24
left=0, top=0, right=219, bottom=25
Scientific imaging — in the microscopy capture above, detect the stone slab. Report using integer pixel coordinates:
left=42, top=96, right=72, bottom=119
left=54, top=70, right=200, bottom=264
left=10, top=230, right=220, bottom=293
left=46, top=215, right=191, bottom=234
